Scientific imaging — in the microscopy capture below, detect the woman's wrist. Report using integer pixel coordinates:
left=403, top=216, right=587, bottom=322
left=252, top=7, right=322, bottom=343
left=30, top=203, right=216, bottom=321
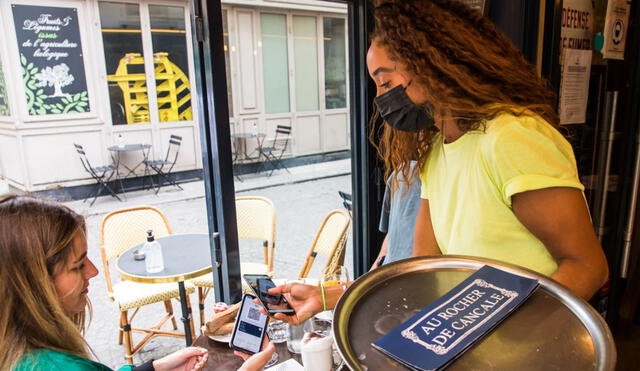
left=323, top=281, right=350, bottom=310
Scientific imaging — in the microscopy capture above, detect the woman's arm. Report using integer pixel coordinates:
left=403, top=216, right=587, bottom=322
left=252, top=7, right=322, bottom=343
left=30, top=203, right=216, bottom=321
left=512, top=187, right=608, bottom=300
left=412, top=199, right=442, bottom=257
left=370, top=236, right=389, bottom=271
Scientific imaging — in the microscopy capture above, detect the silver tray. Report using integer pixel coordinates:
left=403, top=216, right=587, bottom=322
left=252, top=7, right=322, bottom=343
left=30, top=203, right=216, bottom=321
left=333, top=256, right=615, bottom=370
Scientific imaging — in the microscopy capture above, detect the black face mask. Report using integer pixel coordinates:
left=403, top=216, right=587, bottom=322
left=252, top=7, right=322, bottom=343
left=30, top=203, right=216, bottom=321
left=373, top=84, right=435, bottom=132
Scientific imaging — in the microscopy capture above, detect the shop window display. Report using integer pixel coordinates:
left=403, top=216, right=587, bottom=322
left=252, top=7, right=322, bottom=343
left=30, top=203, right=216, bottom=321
left=99, top=2, right=148, bottom=125
left=149, top=5, right=192, bottom=122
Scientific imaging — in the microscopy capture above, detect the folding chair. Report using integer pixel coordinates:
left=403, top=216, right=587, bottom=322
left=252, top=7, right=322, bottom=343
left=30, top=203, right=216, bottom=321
left=258, top=125, right=291, bottom=176
left=299, top=209, right=351, bottom=281
left=338, top=191, right=352, bottom=216
left=144, top=135, right=183, bottom=194
left=189, top=196, right=276, bottom=327
left=100, top=206, right=196, bottom=363
left=73, top=144, right=121, bottom=206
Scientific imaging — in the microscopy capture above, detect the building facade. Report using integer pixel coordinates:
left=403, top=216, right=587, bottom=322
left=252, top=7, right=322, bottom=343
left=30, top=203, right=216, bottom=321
left=0, top=0, right=349, bottom=192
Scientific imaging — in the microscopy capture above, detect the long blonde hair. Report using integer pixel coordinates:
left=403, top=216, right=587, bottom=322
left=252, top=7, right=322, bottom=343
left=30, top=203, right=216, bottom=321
left=0, top=194, right=90, bottom=369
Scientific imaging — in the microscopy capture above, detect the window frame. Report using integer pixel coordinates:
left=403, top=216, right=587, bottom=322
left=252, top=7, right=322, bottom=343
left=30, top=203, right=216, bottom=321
left=193, top=0, right=380, bottom=303
left=96, top=0, right=199, bottom=128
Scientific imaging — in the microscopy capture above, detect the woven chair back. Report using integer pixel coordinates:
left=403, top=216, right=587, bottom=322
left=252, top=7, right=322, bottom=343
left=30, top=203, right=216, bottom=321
left=235, top=197, right=276, bottom=242
left=312, top=209, right=350, bottom=255
left=100, top=206, right=173, bottom=261
left=299, top=209, right=351, bottom=279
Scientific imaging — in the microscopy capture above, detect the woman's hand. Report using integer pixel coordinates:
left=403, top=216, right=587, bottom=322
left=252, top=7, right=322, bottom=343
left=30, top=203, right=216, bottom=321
left=265, top=282, right=323, bottom=325
left=152, top=347, right=208, bottom=371
left=235, top=340, right=276, bottom=371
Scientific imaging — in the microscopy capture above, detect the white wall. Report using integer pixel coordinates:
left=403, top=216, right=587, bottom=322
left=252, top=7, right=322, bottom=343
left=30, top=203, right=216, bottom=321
left=224, top=4, right=350, bottom=159
left=0, top=0, right=349, bottom=192
left=0, top=0, right=202, bottom=191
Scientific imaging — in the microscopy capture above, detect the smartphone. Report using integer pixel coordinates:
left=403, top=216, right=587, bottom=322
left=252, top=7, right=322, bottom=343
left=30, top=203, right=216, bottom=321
left=243, top=274, right=295, bottom=316
left=230, top=294, right=269, bottom=355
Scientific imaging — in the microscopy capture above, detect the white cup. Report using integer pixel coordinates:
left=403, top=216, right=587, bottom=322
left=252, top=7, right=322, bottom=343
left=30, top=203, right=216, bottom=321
left=301, top=332, right=333, bottom=371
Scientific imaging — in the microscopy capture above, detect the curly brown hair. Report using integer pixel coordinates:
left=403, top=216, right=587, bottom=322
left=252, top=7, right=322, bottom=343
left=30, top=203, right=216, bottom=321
left=370, top=0, right=558, bottom=188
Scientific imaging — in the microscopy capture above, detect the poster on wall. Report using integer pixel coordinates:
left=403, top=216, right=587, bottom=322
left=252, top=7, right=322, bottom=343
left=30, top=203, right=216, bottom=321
left=602, top=0, right=631, bottom=60
left=559, top=49, right=592, bottom=125
left=0, top=59, right=10, bottom=116
left=11, top=4, right=90, bottom=115
left=560, top=0, right=594, bottom=63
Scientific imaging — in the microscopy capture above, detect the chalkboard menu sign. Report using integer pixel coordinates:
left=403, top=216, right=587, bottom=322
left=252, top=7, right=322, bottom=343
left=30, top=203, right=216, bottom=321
left=0, top=59, right=9, bottom=116
left=12, top=4, right=90, bottom=115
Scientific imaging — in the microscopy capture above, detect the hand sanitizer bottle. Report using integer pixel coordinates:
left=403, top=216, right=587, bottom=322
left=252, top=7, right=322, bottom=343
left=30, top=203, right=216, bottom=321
left=116, top=133, right=125, bottom=149
left=144, top=230, right=164, bottom=273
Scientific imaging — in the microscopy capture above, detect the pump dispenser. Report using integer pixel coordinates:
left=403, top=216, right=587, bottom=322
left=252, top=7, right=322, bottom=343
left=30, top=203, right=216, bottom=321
left=144, top=229, right=164, bottom=273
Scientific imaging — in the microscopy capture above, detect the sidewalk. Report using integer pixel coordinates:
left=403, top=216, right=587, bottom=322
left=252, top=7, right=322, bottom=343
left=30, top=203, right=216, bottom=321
left=69, top=159, right=353, bottom=368
left=66, top=158, right=351, bottom=217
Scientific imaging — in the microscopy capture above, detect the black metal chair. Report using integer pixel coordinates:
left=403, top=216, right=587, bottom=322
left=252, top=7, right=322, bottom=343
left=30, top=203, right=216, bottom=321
left=144, top=135, right=183, bottom=194
left=258, top=125, right=292, bottom=176
left=73, top=144, right=121, bottom=206
left=338, top=191, right=352, bottom=216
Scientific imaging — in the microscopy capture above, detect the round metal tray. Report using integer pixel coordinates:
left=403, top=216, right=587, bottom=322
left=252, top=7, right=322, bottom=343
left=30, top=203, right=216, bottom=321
left=333, top=256, right=615, bottom=371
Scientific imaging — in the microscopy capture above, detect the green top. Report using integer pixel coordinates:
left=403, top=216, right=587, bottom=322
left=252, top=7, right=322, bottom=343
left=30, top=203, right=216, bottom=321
left=14, top=349, right=134, bottom=371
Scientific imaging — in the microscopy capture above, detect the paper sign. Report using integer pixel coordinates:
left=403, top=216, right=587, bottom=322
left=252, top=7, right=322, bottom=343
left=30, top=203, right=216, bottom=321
left=560, top=49, right=592, bottom=125
left=602, top=0, right=631, bottom=60
left=560, top=0, right=594, bottom=62
left=372, top=266, right=539, bottom=371
left=458, top=0, right=488, bottom=15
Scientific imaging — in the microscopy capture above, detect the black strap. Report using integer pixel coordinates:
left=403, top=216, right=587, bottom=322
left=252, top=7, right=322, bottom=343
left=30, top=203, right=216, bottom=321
left=134, top=359, right=155, bottom=371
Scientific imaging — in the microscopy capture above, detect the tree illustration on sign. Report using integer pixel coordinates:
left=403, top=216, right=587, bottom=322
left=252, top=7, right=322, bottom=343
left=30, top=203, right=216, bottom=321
left=35, top=63, right=75, bottom=98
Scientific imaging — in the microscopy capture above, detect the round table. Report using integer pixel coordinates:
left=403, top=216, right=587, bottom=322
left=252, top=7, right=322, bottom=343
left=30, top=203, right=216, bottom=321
left=116, top=233, right=213, bottom=346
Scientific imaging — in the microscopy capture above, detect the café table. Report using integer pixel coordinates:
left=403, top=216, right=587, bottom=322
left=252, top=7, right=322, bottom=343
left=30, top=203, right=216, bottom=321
left=230, top=132, right=266, bottom=162
left=107, top=143, right=152, bottom=197
left=193, top=335, right=302, bottom=371
left=116, top=233, right=213, bottom=346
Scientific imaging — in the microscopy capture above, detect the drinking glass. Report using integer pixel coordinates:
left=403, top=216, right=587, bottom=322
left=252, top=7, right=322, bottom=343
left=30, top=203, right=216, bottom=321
left=267, top=319, right=289, bottom=343
left=322, top=265, right=350, bottom=287
left=286, top=323, right=305, bottom=354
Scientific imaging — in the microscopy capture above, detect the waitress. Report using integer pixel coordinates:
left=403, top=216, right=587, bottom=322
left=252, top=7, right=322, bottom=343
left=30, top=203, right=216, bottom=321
left=267, top=0, right=608, bottom=325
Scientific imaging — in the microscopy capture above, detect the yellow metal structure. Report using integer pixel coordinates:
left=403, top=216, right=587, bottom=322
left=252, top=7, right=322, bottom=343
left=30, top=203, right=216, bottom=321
left=107, top=52, right=192, bottom=124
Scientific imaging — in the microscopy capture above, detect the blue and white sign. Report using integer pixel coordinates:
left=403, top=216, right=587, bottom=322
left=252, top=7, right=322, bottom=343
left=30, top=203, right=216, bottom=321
left=373, top=266, right=539, bottom=371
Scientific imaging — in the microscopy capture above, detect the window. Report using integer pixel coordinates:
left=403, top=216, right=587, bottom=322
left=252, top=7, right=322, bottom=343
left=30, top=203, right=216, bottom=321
left=99, top=2, right=193, bottom=125
left=261, top=13, right=290, bottom=114
left=323, top=18, right=346, bottom=109
left=149, top=5, right=192, bottom=122
left=99, top=2, right=148, bottom=125
left=0, top=59, right=9, bottom=116
left=293, top=16, right=319, bottom=112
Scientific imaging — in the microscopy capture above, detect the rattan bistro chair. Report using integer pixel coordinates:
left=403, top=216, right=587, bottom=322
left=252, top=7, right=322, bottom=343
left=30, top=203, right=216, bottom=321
left=189, top=196, right=276, bottom=326
left=299, top=209, right=351, bottom=280
left=100, top=206, right=195, bottom=364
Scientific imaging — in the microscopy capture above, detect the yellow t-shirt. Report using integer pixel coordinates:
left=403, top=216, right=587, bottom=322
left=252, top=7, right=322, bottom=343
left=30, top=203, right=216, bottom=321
left=420, top=112, right=585, bottom=276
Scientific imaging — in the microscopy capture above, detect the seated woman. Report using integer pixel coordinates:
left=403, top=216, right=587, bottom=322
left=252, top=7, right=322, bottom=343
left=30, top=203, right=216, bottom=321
left=0, top=194, right=274, bottom=371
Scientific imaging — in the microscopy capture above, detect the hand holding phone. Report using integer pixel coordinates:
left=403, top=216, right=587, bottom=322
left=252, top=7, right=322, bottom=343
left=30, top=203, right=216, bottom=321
left=243, top=274, right=295, bottom=316
left=230, top=294, right=269, bottom=355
